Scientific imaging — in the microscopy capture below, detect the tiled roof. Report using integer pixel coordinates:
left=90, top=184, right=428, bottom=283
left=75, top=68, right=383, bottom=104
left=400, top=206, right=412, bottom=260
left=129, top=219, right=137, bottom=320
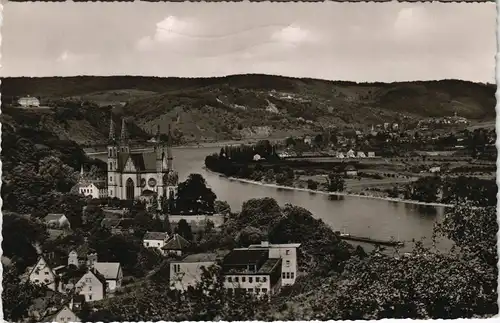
left=257, top=258, right=282, bottom=274
left=143, top=231, right=168, bottom=241
left=117, top=151, right=157, bottom=172
left=94, top=262, right=121, bottom=280
left=162, top=234, right=190, bottom=250
left=222, top=249, right=268, bottom=266
left=180, top=253, right=219, bottom=263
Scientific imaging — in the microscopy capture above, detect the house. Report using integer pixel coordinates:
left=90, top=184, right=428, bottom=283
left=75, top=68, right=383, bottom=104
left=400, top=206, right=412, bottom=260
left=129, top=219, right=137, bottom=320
left=344, top=165, right=358, bottom=177
left=143, top=231, right=169, bottom=253
left=429, top=166, right=441, bottom=173
left=367, top=152, right=375, bottom=158
left=169, top=253, right=220, bottom=291
left=336, top=152, right=345, bottom=159
left=93, top=262, right=123, bottom=291
left=39, top=305, right=81, bottom=323
left=222, top=249, right=282, bottom=297
left=244, top=241, right=301, bottom=286
left=356, top=151, right=366, bottom=158
left=79, top=182, right=108, bottom=199
left=74, top=269, right=106, bottom=302
left=253, top=154, right=262, bottom=161
left=18, top=96, right=40, bottom=107
left=162, top=233, right=190, bottom=256
left=303, top=136, right=312, bottom=145
left=27, top=256, right=58, bottom=291
left=101, top=218, right=135, bottom=235
left=346, top=149, right=355, bottom=158
left=67, top=251, right=122, bottom=291
left=43, top=214, right=71, bottom=229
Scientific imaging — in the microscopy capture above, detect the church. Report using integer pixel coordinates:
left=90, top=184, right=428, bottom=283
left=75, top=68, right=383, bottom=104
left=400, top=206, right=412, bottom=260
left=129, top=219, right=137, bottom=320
left=106, top=117, right=179, bottom=201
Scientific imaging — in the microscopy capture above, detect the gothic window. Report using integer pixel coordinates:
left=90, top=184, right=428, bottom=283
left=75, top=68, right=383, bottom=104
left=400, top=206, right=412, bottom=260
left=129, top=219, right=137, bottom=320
left=126, top=178, right=134, bottom=200
left=109, top=162, right=112, bottom=171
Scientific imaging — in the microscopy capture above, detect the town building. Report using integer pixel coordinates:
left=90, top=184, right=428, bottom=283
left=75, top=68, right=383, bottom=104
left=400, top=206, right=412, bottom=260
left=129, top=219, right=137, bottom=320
left=106, top=119, right=179, bottom=203
left=75, top=269, right=106, bottom=302
left=68, top=250, right=122, bottom=291
left=222, top=249, right=282, bottom=297
left=27, top=256, right=58, bottom=291
left=39, top=305, right=81, bottom=323
left=79, top=181, right=108, bottom=199
left=357, top=151, right=366, bottom=158
left=169, top=253, right=220, bottom=291
left=18, top=96, right=40, bottom=107
left=344, top=165, right=358, bottom=177
left=243, top=241, right=301, bottom=286
left=346, top=149, right=355, bottom=158
left=143, top=231, right=170, bottom=253
left=162, top=233, right=190, bottom=256
left=43, top=213, right=71, bottom=229
left=367, top=152, right=375, bottom=158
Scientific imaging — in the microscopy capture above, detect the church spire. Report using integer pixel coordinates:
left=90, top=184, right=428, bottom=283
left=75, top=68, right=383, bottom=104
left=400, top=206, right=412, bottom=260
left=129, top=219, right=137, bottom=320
left=120, top=118, right=129, bottom=143
left=108, top=116, right=116, bottom=143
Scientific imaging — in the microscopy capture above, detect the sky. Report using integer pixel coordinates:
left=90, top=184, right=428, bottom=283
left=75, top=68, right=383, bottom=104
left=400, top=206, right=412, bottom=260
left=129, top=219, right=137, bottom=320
left=1, top=2, right=496, bottom=82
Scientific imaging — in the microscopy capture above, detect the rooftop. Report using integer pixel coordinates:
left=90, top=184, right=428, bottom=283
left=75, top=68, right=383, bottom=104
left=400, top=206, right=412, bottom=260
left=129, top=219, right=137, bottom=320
left=162, top=234, right=190, bottom=250
left=247, top=242, right=301, bottom=249
left=94, top=262, right=121, bottom=280
left=257, top=258, right=282, bottom=274
left=143, top=231, right=168, bottom=241
left=179, top=253, right=219, bottom=263
left=222, top=249, right=268, bottom=266
left=44, top=213, right=65, bottom=222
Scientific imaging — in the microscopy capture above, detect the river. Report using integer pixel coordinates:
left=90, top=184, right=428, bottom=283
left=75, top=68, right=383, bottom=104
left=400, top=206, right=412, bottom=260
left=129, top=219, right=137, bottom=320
left=90, top=146, right=452, bottom=253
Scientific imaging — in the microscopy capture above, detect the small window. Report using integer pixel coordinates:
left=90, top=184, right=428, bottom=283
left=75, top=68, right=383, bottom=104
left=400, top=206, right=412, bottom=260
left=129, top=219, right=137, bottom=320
left=44, top=271, right=49, bottom=275
left=228, top=276, right=232, bottom=282
left=235, top=277, right=239, bottom=283
left=286, top=260, right=291, bottom=267
left=89, top=286, right=92, bottom=291
left=110, top=176, right=113, bottom=182
left=109, top=162, right=113, bottom=170
left=262, top=288, right=268, bottom=293
left=241, top=277, right=246, bottom=283
left=286, top=250, right=290, bottom=255
left=256, top=277, right=260, bottom=282
left=286, top=272, right=290, bottom=279
left=256, top=288, right=261, bottom=293
left=88, top=295, right=92, bottom=301
left=291, top=272, right=295, bottom=279
left=262, top=277, right=267, bottom=282
left=34, top=279, right=39, bottom=283
left=282, top=272, right=286, bottom=279
left=247, top=288, right=253, bottom=293
left=146, top=242, right=149, bottom=247
left=44, top=279, right=49, bottom=283
left=249, top=277, right=253, bottom=283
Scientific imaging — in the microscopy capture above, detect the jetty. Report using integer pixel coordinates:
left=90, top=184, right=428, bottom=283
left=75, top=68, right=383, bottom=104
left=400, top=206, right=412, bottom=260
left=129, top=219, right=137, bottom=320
left=336, top=232, right=405, bottom=247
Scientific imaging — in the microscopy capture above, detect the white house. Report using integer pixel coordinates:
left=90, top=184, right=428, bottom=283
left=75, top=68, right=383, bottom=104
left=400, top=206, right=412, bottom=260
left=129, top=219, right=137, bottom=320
left=27, top=256, right=57, bottom=291
left=222, top=249, right=282, bottom=297
left=429, top=166, right=441, bottom=173
left=253, top=154, right=262, bottom=161
left=18, top=96, right=40, bottom=107
left=344, top=165, right=358, bottom=177
left=143, top=231, right=169, bottom=253
left=79, top=182, right=108, bottom=199
left=357, top=151, right=366, bottom=158
left=367, top=152, right=375, bottom=158
left=93, top=262, right=123, bottom=292
left=337, top=152, right=345, bottom=159
left=40, top=305, right=81, bottom=323
left=43, top=214, right=71, bottom=229
left=346, top=149, right=355, bottom=158
left=244, top=241, right=301, bottom=286
left=169, top=253, right=219, bottom=291
left=75, top=269, right=106, bottom=302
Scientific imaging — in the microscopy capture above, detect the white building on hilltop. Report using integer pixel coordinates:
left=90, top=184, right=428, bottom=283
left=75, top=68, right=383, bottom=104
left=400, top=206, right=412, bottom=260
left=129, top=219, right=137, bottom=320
left=106, top=118, right=179, bottom=202
left=18, top=96, right=40, bottom=107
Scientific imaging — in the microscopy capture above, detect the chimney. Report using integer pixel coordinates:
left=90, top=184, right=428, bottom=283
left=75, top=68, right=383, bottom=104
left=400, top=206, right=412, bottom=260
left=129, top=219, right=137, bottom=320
left=261, top=241, right=269, bottom=247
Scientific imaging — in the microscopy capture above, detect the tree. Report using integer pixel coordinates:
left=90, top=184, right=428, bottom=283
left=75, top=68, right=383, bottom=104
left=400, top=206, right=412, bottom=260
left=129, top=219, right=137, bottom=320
left=306, top=179, right=318, bottom=190
left=214, top=200, right=231, bottom=216
left=176, top=173, right=217, bottom=214
left=176, top=219, right=194, bottom=241
left=327, top=173, right=345, bottom=192
left=237, top=226, right=267, bottom=247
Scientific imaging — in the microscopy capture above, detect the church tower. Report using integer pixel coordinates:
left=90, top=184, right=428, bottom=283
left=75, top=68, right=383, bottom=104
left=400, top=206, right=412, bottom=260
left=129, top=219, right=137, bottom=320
left=107, top=116, right=119, bottom=198
left=119, top=118, right=130, bottom=153
left=166, top=124, right=174, bottom=170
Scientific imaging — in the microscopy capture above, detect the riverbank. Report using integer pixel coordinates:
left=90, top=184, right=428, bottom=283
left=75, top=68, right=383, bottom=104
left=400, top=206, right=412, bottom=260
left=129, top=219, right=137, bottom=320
left=204, top=167, right=454, bottom=208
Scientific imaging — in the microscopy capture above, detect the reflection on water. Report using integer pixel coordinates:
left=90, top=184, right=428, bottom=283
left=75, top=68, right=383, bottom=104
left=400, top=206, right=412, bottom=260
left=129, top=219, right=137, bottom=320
left=328, top=195, right=345, bottom=201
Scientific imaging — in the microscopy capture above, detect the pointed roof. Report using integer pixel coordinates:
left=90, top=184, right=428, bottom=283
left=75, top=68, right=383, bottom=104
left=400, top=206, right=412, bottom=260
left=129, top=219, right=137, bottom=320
left=108, top=116, right=116, bottom=143
left=144, top=231, right=168, bottom=241
left=93, top=262, right=121, bottom=280
left=162, top=234, right=190, bottom=250
left=40, top=305, right=80, bottom=323
left=120, top=118, right=129, bottom=143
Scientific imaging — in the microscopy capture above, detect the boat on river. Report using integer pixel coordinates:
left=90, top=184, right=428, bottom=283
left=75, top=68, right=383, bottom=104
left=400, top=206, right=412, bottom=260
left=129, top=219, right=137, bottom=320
left=337, top=232, right=405, bottom=247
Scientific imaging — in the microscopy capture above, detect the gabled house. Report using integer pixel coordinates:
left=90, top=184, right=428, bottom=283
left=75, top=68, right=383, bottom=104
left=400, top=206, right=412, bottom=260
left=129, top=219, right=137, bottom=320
left=344, top=165, right=358, bottom=177
left=39, top=305, right=81, bottom=323
left=346, top=149, right=355, bottom=158
left=27, top=256, right=58, bottom=291
left=79, top=181, right=108, bottom=199
left=75, top=269, right=106, bottom=302
left=162, top=233, right=190, bottom=256
left=43, top=214, right=71, bottom=229
left=143, top=231, right=169, bottom=253
left=93, top=262, right=123, bottom=291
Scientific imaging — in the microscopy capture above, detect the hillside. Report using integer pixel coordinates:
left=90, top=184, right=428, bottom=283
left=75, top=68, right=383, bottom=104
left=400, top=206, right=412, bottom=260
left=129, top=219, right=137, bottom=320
left=2, top=75, right=496, bottom=144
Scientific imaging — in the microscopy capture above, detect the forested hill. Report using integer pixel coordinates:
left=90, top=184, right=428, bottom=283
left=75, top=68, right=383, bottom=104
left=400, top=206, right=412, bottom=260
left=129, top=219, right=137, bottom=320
left=2, top=75, right=496, bottom=143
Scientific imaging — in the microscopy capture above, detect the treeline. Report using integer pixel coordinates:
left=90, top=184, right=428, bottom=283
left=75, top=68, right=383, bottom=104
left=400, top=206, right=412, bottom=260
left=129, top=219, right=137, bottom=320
left=396, top=175, right=497, bottom=206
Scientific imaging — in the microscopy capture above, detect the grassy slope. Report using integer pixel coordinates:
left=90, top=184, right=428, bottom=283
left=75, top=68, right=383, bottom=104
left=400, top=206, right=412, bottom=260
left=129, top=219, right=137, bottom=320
left=2, top=75, right=496, bottom=144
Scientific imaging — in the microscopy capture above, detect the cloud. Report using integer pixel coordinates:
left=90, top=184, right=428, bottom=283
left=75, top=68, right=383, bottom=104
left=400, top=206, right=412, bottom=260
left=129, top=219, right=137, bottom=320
left=136, top=15, right=195, bottom=51
left=393, top=7, right=428, bottom=37
left=271, top=25, right=317, bottom=46
left=56, top=50, right=96, bottom=63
